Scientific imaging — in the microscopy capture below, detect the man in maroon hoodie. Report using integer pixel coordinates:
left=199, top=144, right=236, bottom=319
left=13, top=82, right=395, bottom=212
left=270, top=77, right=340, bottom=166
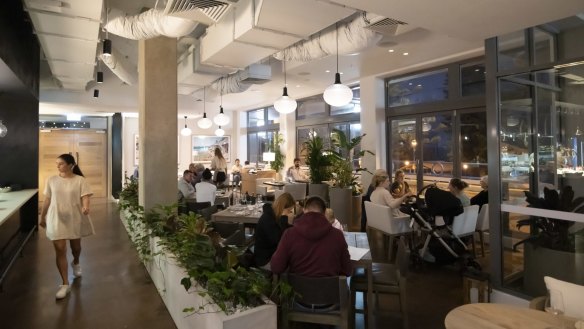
left=270, top=196, right=352, bottom=277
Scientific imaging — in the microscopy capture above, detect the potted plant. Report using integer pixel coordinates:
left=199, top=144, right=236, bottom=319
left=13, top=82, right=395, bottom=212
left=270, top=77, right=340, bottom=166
left=514, top=186, right=584, bottom=296
left=303, top=133, right=333, bottom=202
left=271, top=132, right=285, bottom=181
left=329, top=129, right=374, bottom=230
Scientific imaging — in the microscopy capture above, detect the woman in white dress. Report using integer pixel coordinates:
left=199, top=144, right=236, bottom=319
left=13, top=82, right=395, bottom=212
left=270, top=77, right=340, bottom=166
left=40, top=154, right=94, bottom=299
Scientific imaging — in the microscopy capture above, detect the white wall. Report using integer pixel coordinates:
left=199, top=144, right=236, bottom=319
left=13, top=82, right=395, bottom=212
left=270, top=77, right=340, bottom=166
left=360, top=76, right=387, bottom=190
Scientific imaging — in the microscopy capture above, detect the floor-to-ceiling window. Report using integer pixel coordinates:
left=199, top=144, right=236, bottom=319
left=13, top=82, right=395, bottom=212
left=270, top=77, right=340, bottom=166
left=386, top=61, right=487, bottom=194
left=246, top=107, right=279, bottom=166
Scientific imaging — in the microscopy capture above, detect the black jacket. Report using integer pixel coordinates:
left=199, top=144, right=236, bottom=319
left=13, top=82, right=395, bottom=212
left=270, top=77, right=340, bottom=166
left=254, top=203, right=290, bottom=267
left=470, top=190, right=488, bottom=210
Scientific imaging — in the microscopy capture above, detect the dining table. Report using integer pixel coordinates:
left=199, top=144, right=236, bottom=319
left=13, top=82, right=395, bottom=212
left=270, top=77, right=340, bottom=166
left=263, top=181, right=287, bottom=190
left=444, top=303, right=578, bottom=329
left=210, top=204, right=263, bottom=226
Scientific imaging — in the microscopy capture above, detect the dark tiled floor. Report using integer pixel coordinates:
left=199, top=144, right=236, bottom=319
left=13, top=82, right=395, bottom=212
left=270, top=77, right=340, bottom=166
left=0, top=200, right=470, bottom=329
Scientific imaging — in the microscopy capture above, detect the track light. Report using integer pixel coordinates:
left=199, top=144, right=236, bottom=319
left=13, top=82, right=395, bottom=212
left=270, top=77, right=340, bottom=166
left=97, top=71, right=103, bottom=83
left=102, top=39, right=112, bottom=57
left=93, top=89, right=99, bottom=98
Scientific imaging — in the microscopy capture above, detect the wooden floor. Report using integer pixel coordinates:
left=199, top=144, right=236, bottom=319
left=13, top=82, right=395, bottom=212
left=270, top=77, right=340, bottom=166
left=0, top=199, right=472, bottom=329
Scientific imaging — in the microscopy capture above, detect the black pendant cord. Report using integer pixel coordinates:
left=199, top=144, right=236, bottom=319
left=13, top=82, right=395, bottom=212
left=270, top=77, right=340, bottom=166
left=203, top=86, right=206, bottom=116
left=284, top=60, right=287, bottom=86
left=336, top=22, right=339, bottom=74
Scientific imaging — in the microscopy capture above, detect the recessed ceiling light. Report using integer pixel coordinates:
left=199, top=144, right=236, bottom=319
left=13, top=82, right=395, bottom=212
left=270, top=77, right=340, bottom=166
left=296, top=85, right=301, bottom=88
left=388, top=49, right=394, bottom=53
left=325, top=70, right=330, bottom=73
left=403, top=52, right=409, bottom=56
left=475, top=68, right=480, bottom=72
left=340, top=72, right=344, bottom=75
left=409, top=83, right=413, bottom=86
left=417, top=84, right=422, bottom=87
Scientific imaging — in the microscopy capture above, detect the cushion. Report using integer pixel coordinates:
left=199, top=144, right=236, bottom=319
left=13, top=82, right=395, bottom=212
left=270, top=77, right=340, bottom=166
left=544, top=276, right=584, bottom=319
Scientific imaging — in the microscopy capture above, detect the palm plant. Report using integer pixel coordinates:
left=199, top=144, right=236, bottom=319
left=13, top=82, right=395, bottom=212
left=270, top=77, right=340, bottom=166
left=330, top=129, right=374, bottom=195
left=303, top=134, right=333, bottom=184
left=271, top=132, right=285, bottom=174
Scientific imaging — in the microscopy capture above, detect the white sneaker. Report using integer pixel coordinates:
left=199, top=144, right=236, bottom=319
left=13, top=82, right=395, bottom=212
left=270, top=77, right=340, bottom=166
left=71, top=261, right=82, bottom=277
left=55, top=285, right=71, bottom=299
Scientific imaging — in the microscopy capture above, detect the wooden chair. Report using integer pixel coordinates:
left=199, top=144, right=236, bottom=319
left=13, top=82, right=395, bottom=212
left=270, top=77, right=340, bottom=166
left=281, top=273, right=349, bottom=329
left=351, top=236, right=410, bottom=329
left=364, top=201, right=412, bottom=261
left=451, top=205, right=480, bottom=256
left=475, top=204, right=489, bottom=257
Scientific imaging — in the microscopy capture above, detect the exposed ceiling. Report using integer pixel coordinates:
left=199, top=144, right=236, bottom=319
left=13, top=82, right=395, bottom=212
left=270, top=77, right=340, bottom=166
left=19, top=0, right=584, bottom=117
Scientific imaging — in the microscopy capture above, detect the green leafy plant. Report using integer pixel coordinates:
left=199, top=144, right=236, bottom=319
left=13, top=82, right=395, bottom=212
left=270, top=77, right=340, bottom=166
left=271, top=132, right=285, bottom=174
left=303, top=133, right=333, bottom=184
left=330, top=129, right=374, bottom=195
left=514, top=186, right=584, bottom=252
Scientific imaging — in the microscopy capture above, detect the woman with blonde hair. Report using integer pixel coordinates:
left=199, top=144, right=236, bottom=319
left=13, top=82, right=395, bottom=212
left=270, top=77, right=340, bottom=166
left=370, top=173, right=412, bottom=217
left=211, top=147, right=228, bottom=184
left=254, top=192, right=296, bottom=269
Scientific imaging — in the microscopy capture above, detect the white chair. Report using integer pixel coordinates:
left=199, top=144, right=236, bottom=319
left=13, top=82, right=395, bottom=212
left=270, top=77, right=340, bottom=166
left=364, top=201, right=412, bottom=261
left=451, top=205, right=480, bottom=256
left=475, top=204, right=489, bottom=257
left=275, top=183, right=307, bottom=203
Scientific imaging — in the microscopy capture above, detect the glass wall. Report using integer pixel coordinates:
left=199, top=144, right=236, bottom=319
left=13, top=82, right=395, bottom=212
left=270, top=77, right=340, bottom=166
left=489, top=16, right=584, bottom=298
left=246, top=107, right=280, bottom=166
left=388, top=69, right=449, bottom=107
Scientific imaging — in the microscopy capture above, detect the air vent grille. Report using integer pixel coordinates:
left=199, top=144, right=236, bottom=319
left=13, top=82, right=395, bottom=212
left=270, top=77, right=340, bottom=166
left=369, top=18, right=407, bottom=28
left=165, top=0, right=231, bottom=23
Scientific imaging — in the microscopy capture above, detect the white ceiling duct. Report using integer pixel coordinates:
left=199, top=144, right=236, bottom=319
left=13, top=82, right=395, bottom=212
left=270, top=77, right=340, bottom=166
left=211, top=71, right=252, bottom=94
left=99, top=50, right=138, bottom=86
left=273, top=13, right=383, bottom=62
left=104, top=8, right=198, bottom=40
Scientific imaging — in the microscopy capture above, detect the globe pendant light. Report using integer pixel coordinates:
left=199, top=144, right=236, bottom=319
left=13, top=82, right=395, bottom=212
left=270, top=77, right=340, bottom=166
left=197, top=86, right=212, bottom=129
left=180, top=116, right=192, bottom=136
left=215, top=126, right=225, bottom=137
left=274, top=60, right=297, bottom=114
left=323, top=23, right=353, bottom=107
left=214, top=80, right=230, bottom=126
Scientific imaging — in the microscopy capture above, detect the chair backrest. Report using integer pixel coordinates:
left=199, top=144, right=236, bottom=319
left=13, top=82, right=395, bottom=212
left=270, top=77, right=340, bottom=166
left=199, top=205, right=218, bottom=222
left=395, top=236, right=410, bottom=278
left=476, top=204, right=489, bottom=231
left=364, top=201, right=412, bottom=236
left=282, top=273, right=349, bottom=329
left=452, top=205, right=480, bottom=237
left=284, top=183, right=307, bottom=202
left=211, top=221, right=245, bottom=246
left=187, top=201, right=212, bottom=213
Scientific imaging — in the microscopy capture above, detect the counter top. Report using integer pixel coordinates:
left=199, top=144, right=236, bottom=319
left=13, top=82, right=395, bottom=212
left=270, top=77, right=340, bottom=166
left=0, top=189, right=38, bottom=227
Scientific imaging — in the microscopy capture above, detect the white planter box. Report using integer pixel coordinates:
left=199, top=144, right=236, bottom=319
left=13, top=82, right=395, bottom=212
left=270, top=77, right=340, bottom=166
left=119, top=209, right=277, bottom=329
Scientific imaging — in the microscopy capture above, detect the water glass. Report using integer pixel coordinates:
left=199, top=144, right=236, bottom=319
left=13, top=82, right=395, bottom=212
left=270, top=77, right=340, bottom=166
left=545, top=289, right=565, bottom=328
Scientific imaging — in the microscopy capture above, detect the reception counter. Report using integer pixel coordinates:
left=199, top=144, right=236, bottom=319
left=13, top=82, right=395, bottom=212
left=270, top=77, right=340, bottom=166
left=0, top=189, right=38, bottom=287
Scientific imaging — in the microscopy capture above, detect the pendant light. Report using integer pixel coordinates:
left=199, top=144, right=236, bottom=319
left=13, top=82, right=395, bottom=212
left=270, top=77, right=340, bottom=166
left=93, top=89, right=99, bottom=98
left=274, top=60, right=297, bottom=114
left=197, top=86, right=212, bottom=129
left=215, top=126, right=225, bottom=137
left=323, top=23, right=353, bottom=107
left=180, top=116, right=192, bottom=136
left=0, top=120, right=8, bottom=138
left=213, top=79, right=230, bottom=126
left=102, top=9, right=112, bottom=58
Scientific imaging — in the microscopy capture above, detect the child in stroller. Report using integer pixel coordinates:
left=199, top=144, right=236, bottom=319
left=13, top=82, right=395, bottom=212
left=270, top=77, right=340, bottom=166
left=405, top=184, right=481, bottom=270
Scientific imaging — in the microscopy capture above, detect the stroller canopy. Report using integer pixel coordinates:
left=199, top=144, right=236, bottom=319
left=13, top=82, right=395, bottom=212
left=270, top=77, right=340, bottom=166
left=424, top=186, right=464, bottom=217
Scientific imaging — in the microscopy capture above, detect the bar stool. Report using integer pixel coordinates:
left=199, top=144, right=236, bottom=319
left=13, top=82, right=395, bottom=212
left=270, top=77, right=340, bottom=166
left=462, top=270, right=491, bottom=304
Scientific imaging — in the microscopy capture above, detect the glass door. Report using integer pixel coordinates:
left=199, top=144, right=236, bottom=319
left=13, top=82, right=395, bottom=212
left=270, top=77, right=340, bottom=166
left=390, top=117, right=420, bottom=194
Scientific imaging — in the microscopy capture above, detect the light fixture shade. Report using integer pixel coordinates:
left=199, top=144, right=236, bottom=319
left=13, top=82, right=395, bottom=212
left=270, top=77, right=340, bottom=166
left=102, top=39, right=112, bottom=57
left=215, top=126, right=225, bottom=137
left=197, top=113, right=212, bottom=129
left=0, top=120, right=7, bottom=138
left=213, top=106, right=230, bottom=126
left=180, top=116, right=192, bottom=136
left=93, top=89, right=99, bottom=98
left=263, top=152, right=276, bottom=162
left=274, top=87, right=297, bottom=114
left=323, top=74, right=353, bottom=107
left=97, top=71, right=103, bottom=83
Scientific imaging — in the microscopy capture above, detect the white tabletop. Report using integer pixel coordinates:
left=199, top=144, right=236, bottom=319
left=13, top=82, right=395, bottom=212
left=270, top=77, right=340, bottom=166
left=0, top=189, right=38, bottom=227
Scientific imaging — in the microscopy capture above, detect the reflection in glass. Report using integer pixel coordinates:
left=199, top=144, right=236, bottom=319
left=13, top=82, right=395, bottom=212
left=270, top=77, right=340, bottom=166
left=297, top=97, right=327, bottom=120
left=460, top=62, right=486, bottom=97
left=331, top=86, right=361, bottom=116
left=460, top=112, right=488, bottom=179
left=421, top=114, right=454, bottom=182
left=498, top=30, right=528, bottom=71
left=248, top=109, right=264, bottom=127
left=533, top=27, right=555, bottom=66
left=388, top=69, right=448, bottom=107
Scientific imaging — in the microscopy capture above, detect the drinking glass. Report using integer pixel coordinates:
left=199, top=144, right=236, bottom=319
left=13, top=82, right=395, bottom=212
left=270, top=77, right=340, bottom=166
left=545, top=289, right=565, bottom=329
left=240, top=194, right=247, bottom=206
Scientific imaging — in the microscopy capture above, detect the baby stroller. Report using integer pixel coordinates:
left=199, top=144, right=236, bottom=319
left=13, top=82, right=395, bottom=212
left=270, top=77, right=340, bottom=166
left=405, top=184, right=481, bottom=271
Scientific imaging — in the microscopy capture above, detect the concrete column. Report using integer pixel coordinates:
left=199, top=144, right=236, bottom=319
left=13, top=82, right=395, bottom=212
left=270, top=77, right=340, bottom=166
left=138, top=37, right=178, bottom=211
left=360, top=76, right=386, bottom=191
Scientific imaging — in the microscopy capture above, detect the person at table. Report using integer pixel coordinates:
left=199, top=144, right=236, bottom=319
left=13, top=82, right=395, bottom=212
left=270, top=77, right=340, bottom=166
left=178, top=170, right=195, bottom=200
left=271, top=196, right=352, bottom=277
left=470, top=175, right=488, bottom=211
left=211, top=148, right=228, bottom=185
left=231, top=158, right=242, bottom=186
left=325, top=208, right=344, bottom=231
left=190, top=163, right=205, bottom=186
left=361, top=169, right=388, bottom=232
left=254, top=192, right=295, bottom=270
left=287, top=158, right=309, bottom=182
left=390, top=169, right=411, bottom=198
left=448, top=178, right=470, bottom=207
left=370, top=173, right=412, bottom=217
left=195, top=169, right=217, bottom=205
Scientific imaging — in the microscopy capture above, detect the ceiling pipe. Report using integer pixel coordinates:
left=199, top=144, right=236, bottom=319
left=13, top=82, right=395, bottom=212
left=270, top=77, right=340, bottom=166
left=99, top=49, right=138, bottom=86
left=272, top=13, right=382, bottom=62
left=104, top=8, right=198, bottom=40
